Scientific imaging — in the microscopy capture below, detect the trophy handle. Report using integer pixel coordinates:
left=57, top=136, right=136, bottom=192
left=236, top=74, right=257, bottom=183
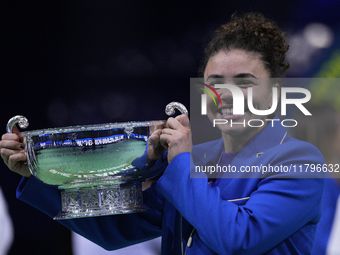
left=6, top=115, right=29, bottom=133
left=165, top=102, right=188, bottom=116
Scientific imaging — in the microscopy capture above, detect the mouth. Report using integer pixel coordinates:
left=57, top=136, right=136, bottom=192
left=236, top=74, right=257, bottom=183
left=217, top=105, right=248, bottom=118
left=220, top=108, right=233, bottom=116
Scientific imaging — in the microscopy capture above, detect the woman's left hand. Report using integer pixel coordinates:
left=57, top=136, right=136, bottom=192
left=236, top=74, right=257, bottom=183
left=160, top=114, right=192, bottom=164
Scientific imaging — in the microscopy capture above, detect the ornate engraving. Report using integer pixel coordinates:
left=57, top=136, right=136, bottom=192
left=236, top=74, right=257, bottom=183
left=135, top=183, right=143, bottom=205
left=62, top=189, right=79, bottom=211
left=101, top=186, right=120, bottom=208
left=80, top=188, right=99, bottom=209
left=59, top=182, right=145, bottom=219
left=121, top=183, right=134, bottom=205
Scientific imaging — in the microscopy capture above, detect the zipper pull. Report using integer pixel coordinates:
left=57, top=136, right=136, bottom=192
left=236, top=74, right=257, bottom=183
left=187, top=228, right=196, bottom=248
left=187, top=235, right=193, bottom=248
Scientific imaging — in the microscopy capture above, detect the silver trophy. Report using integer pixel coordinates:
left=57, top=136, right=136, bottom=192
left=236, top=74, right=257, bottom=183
left=7, top=102, right=188, bottom=220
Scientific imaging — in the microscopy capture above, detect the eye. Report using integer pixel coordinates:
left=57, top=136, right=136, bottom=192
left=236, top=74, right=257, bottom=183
left=235, top=79, right=255, bottom=87
left=207, top=81, right=223, bottom=90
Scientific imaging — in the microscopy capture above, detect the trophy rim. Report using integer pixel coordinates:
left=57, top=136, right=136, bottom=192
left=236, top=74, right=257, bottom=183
left=20, top=120, right=166, bottom=137
left=53, top=205, right=150, bottom=220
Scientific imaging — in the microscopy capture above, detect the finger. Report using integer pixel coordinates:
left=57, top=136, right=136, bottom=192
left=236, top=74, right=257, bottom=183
left=166, top=115, right=190, bottom=130
left=1, top=147, right=24, bottom=158
left=22, top=137, right=26, bottom=149
left=149, top=129, right=160, bottom=138
left=8, top=152, right=30, bottom=177
left=149, top=124, right=164, bottom=134
left=1, top=148, right=25, bottom=165
left=1, top=133, right=21, bottom=142
left=164, top=118, right=172, bottom=129
left=8, top=152, right=27, bottom=168
left=149, top=129, right=162, bottom=147
left=162, top=128, right=175, bottom=135
left=0, top=139, right=23, bottom=150
left=160, top=134, right=170, bottom=149
left=1, top=149, right=9, bottom=164
left=175, top=114, right=190, bottom=128
left=152, top=128, right=163, bottom=137
left=166, top=117, right=183, bottom=130
left=11, top=125, right=22, bottom=138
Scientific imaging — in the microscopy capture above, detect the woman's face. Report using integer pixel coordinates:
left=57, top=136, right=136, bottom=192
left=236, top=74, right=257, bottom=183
left=203, top=49, right=277, bottom=137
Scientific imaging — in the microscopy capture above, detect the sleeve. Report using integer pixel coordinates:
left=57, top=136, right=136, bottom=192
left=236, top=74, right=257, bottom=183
left=156, top=142, right=325, bottom=254
left=15, top=141, right=170, bottom=250
left=16, top=175, right=164, bottom=251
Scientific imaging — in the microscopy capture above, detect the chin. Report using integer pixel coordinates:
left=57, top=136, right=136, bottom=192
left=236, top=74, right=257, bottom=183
left=216, top=124, right=249, bottom=136
left=210, top=111, right=263, bottom=136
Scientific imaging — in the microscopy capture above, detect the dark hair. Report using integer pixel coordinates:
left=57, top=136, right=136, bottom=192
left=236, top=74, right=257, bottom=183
left=199, top=12, right=290, bottom=78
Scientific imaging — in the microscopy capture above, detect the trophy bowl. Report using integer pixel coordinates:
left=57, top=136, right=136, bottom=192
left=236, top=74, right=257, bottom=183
left=7, top=102, right=188, bottom=220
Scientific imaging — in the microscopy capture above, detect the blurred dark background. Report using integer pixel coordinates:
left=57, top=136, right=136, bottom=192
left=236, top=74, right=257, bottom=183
left=1, top=0, right=340, bottom=254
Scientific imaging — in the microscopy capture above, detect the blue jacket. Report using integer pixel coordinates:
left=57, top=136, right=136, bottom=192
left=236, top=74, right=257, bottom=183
left=17, top=121, right=324, bottom=254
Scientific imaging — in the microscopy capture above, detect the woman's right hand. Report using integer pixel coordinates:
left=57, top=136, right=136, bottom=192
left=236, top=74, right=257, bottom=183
left=0, top=130, right=31, bottom=177
left=147, top=125, right=164, bottom=164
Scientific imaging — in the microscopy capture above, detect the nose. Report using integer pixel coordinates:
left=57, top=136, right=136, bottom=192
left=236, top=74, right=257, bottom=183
left=218, top=88, right=234, bottom=105
left=214, top=84, right=246, bottom=110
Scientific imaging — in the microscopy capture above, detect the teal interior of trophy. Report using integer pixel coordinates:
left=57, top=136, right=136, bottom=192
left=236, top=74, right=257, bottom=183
left=22, top=121, right=165, bottom=185
left=35, top=139, right=146, bottom=185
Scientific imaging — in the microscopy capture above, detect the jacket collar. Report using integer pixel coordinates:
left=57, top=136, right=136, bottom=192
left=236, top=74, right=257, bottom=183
left=195, top=116, right=287, bottom=165
left=236, top=116, right=287, bottom=160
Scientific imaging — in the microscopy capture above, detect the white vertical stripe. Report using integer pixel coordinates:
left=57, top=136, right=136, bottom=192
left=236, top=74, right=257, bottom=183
left=201, top=94, right=207, bottom=115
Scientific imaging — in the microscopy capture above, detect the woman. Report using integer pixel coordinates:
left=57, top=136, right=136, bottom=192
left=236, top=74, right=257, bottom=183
left=0, top=13, right=324, bottom=254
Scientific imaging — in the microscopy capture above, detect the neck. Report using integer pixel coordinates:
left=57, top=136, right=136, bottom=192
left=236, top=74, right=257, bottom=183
left=221, top=124, right=267, bottom=153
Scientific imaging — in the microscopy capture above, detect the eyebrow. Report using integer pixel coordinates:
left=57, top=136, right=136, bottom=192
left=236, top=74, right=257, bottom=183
left=206, top=74, right=224, bottom=81
left=206, top=73, right=258, bottom=81
left=234, top=73, right=258, bottom=79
